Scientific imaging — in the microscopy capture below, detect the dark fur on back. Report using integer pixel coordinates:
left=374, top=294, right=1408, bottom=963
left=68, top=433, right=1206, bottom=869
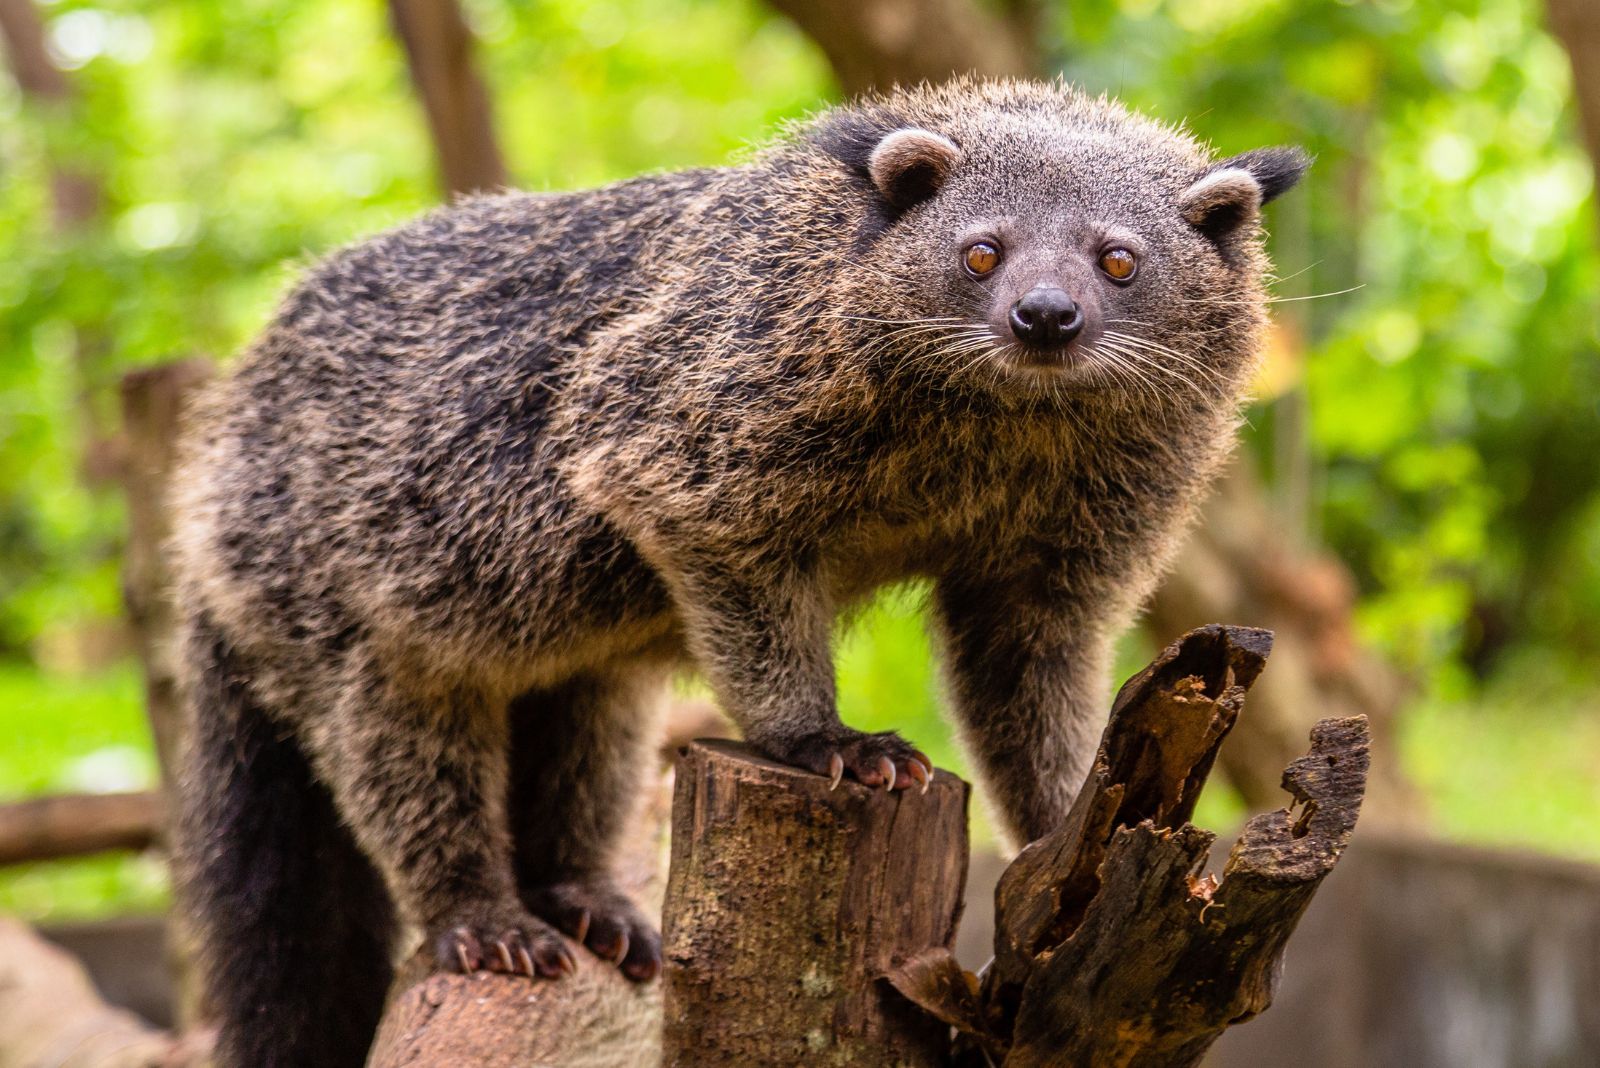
left=171, top=78, right=1304, bottom=1065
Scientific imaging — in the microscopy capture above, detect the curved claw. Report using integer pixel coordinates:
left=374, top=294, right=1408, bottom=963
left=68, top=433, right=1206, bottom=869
left=907, top=758, right=930, bottom=794
left=538, top=943, right=576, bottom=978
left=611, top=930, right=631, bottom=966
left=828, top=752, right=845, bottom=791
left=516, top=945, right=536, bottom=977
left=877, top=756, right=897, bottom=792
left=495, top=940, right=515, bottom=972
left=455, top=943, right=473, bottom=973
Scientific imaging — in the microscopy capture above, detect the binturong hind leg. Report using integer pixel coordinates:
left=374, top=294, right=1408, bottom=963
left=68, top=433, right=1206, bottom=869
left=312, top=655, right=576, bottom=981
left=508, top=666, right=666, bottom=981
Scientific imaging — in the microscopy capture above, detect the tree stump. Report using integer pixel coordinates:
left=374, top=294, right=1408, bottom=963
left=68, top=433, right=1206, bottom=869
left=661, top=739, right=970, bottom=1066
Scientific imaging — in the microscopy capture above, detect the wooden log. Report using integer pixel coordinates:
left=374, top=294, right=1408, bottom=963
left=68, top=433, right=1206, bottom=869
left=0, top=915, right=211, bottom=1068
left=365, top=956, right=661, bottom=1068
left=661, top=739, right=969, bottom=1067
left=0, top=792, right=164, bottom=867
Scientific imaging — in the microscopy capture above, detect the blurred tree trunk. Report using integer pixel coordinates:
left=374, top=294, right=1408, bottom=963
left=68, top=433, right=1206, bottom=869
left=388, top=0, right=508, bottom=198
left=1547, top=1, right=1600, bottom=220
left=765, top=0, right=1418, bottom=820
left=764, top=0, right=1038, bottom=95
left=0, top=0, right=120, bottom=488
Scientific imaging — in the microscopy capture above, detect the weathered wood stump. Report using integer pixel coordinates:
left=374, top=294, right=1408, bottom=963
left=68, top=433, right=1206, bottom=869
left=662, top=739, right=970, bottom=1066
left=887, top=625, right=1370, bottom=1066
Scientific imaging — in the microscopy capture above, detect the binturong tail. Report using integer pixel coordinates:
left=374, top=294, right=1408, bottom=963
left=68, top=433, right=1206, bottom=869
left=176, top=613, right=396, bottom=1067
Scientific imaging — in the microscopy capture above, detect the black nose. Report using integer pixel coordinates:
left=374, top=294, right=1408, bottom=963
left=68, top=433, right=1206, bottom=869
left=1009, top=287, right=1084, bottom=345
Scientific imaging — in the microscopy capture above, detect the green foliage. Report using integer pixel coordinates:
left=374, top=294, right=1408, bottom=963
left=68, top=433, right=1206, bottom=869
left=1401, top=651, right=1600, bottom=862
left=1, top=0, right=1598, bottom=916
left=0, top=662, right=167, bottom=918
left=0, top=0, right=829, bottom=657
left=1056, top=0, right=1600, bottom=673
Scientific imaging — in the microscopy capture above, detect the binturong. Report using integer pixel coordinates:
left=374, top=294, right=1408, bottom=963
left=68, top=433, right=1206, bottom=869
left=168, top=77, right=1307, bottom=1067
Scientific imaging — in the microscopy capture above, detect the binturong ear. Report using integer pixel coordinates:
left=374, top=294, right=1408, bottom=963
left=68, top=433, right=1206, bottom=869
left=867, top=128, right=963, bottom=211
left=1180, top=146, right=1311, bottom=242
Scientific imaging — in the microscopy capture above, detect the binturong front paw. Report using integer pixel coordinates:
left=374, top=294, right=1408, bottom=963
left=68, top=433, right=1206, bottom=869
left=432, top=906, right=576, bottom=980
left=523, top=878, right=663, bottom=982
left=775, top=728, right=934, bottom=793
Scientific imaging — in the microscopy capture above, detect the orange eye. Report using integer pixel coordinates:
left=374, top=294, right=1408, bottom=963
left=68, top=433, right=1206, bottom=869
left=1099, top=247, right=1138, bottom=282
left=963, top=241, right=1001, bottom=277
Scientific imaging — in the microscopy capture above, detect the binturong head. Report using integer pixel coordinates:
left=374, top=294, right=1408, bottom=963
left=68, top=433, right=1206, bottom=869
left=812, top=80, right=1310, bottom=405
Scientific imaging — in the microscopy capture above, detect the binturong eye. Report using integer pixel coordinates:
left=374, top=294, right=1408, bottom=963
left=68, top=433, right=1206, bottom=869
left=963, top=241, right=1002, bottom=277
left=1098, top=247, right=1138, bottom=283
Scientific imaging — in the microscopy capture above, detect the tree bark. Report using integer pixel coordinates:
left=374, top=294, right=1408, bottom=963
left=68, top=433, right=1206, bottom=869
left=661, top=739, right=969, bottom=1066
left=764, top=0, right=1036, bottom=95
left=0, top=792, right=164, bottom=867
left=0, top=0, right=117, bottom=489
left=387, top=0, right=508, bottom=198
left=0, top=0, right=98, bottom=226
left=1547, top=0, right=1600, bottom=183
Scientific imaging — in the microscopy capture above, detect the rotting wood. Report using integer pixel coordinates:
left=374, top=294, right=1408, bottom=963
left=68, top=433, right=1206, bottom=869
left=871, top=625, right=1368, bottom=1067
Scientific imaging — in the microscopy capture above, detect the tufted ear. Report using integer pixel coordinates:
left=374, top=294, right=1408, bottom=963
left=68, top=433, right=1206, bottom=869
left=867, top=128, right=963, bottom=210
left=1181, top=146, right=1310, bottom=242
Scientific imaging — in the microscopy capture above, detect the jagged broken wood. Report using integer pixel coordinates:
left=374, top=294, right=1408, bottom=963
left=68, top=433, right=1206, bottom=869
left=886, top=625, right=1370, bottom=1066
